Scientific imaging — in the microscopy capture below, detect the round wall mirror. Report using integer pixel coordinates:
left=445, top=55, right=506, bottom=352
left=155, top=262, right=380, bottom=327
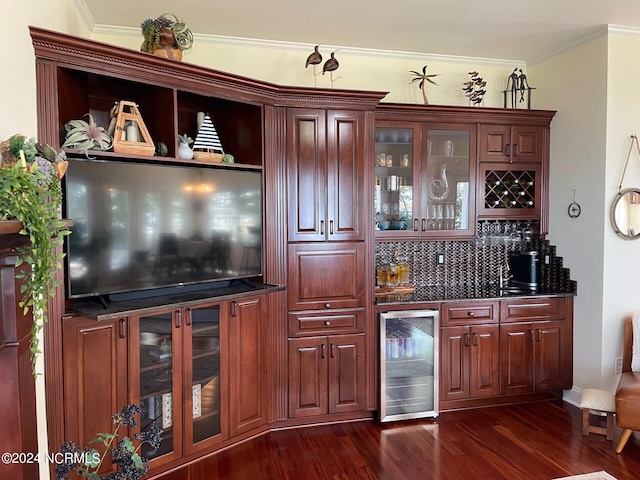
left=611, top=188, right=640, bottom=239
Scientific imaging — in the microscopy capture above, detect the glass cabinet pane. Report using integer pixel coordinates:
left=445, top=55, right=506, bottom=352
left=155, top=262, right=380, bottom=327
left=374, top=127, right=415, bottom=232
left=423, top=128, right=471, bottom=232
left=138, top=312, right=175, bottom=460
left=188, top=305, right=221, bottom=445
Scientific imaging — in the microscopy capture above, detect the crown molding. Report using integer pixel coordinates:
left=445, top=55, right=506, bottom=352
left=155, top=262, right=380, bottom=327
left=72, top=0, right=95, bottom=33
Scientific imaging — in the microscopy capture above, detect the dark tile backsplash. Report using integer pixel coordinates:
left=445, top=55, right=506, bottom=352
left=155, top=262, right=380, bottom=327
left=375, top=222, right=576, bottom=294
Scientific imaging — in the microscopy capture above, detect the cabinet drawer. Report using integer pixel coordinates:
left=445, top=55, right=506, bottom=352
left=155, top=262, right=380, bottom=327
left=288, top=309, right=365, bottom=337
left=441, top=301, right=498, bottom=326
left=500, top=297, right=565, bottom=322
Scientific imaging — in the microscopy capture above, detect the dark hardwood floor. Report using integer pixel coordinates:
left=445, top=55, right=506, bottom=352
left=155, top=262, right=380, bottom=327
left=158, top=401, right=640, bottom=480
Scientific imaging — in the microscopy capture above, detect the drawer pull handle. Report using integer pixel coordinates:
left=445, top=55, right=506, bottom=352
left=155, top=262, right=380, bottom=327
left=324, top=303, right=331, bottom=308
left=467, top=311, right=475, bottom=316
left=325, top=321, right=331, bottom=326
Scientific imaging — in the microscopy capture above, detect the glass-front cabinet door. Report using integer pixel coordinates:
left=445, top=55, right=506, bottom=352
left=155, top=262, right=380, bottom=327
left=374, top=123, right=420, bottom=237
left=183, top=303, right=227, bottom=454
left=133, top=311, right=183, bottom=466
left=374, top=122, right=475, bottom=238
left=421, top=124, right=475, bottom=238
left=130, top=303, right=226, bottom=468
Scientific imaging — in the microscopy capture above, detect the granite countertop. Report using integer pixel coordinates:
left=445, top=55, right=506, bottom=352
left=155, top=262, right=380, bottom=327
left=375, top=283, right=576, bottom=305
left=70, top=281, right=285, bottom=321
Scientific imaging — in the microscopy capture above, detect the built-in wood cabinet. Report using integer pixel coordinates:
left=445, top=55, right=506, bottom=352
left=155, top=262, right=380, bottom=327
left=288, top=333, right=366, bottom=418
left=286, top=108, right=365, bottom=242
left=433, top=296, right=572, bottom=411
left=499, top=297, right=572, bottom=395
left=479, top=124, right=544, bottom=164
left=374, top=121, right=476, bottom=238
left=374, top=105, right=555, bottom=237
left=62, top=292, right=270, bottom=476
left=287, top=242, right=365, bottom=311
left=439, top=302, right=500, bottom=407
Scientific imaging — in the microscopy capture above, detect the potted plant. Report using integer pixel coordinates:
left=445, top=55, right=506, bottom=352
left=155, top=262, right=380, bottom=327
left=177, top=133, right=193, bottom=159
left=140, top=13, right=193, bottom=60
left=0, top=134, right=70, bottom=372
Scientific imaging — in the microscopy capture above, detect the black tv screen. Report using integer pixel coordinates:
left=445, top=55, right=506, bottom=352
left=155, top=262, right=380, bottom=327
left=64, top=158, right=263, bottom=299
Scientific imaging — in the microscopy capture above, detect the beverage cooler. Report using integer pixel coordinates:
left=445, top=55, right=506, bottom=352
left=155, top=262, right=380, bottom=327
left=379, top=309, right=439, bottom=422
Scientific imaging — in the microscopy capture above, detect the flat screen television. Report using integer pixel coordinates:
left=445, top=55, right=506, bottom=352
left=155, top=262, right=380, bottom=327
left=64, top=157, right=263, bottom=299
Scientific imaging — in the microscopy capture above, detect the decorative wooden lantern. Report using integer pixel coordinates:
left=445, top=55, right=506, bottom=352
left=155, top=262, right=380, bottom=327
left=111, top=101, right=155, bottom=155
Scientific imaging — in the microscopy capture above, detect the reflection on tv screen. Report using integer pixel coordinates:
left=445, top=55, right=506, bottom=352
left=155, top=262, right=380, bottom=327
left=65, top=158, right=263, bottom=298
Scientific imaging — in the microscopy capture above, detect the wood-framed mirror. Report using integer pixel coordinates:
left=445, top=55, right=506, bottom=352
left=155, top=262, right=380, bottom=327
left=611, top=187, right=640, bottom=239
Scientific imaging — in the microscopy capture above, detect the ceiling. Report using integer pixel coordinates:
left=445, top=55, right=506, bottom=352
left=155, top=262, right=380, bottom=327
left=81, top=0, right=640, bottom=62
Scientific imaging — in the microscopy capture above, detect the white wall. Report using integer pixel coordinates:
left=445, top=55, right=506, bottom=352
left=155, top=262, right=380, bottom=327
left=91, top=29, right=524, bottom=107
left=2, top=2, right=90, bottom=477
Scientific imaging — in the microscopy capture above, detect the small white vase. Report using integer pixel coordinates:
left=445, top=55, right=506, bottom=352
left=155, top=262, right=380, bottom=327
left=178, top=142, right=193, bottom=160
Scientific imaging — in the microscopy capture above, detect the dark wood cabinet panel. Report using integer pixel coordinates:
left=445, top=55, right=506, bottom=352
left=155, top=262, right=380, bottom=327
left=287, top=109, right=327, bottom=242
left=229, top=296, right=267, bottom=436
left=288, top=308, right=365, bottom=337
left=288, top=337, right=328, bottom=418
left=287, top=242, right=365, bottom=311
left=470, top=325, right=501, bottom=398
left=500, top=322, right=534, bottom=395
left=479, top=125, right=543, bottom=164
left=63, top=315, right=128, bottom=476
left=288, top=334, right=365, bottom=418
left=440, top=324, right=499, bottom=402
left=328, top=334, right=366, bottom=414
left=440, top=326, right=470, bottom=401
left=499, top=299, right=571, bottom=396
left=287, top=109, right=365, bottom=242
left=327, top=111, right=366, bottom=241
left=441, top=301, right=498, bottom=326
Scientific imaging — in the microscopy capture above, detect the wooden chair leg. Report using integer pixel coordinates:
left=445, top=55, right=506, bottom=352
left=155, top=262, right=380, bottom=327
left=606, top=412, right=614, bottom=441
left=582, top=408, right=589, bottom=436
left=616, top=428, right=633, bottom=453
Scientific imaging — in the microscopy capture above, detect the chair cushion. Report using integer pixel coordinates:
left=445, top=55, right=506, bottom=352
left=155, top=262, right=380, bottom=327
left=615, top=372, right=640, bottom=430
left=580, top=388, right=616, bottom=412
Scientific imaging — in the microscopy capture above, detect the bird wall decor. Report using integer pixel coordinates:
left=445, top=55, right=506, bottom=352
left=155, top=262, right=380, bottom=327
left=409, top=65, right=440, bottom=105
left=322, top=51, right=342, bottom=88
left=463, top=71, right=486, bottom=106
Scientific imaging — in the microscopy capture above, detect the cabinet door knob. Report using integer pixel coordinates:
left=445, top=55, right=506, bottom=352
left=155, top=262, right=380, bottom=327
left=413, top=218, right=418, bottom=231
left=421, top=219, right=426, bottom=231
left=464, top=333, right=470, bottom=347
left=330, top=343, right=335, bottom=358
left=467, top=311, right=475, bottom=316
left=324, top=303, right=331, bottom=308
left=321, top=343, right=326, bottom=359
left=472, top=332, right=478, bottom=346
left=329, top=220, right=334, bottom=235
left=231, top=301, right=238, bottom=317
left=325, top=321, right=331, bottom=326
left=175, top=310, right=182, bottom=328
left=185, top=308, right=192, bottom=326
left=118, top=318, right=126, bottom=339
left=320, top=220, right=325, bottom=235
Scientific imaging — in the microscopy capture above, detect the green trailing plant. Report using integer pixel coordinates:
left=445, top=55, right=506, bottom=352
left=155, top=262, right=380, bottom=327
left=409, top=65, right=440, bottom=105
left=140, top=13, right=193, bottom=54
left=0, top=134, right=70, bottom=373
left=55, top=404, right=161, bottom=480
left=62, top=113, right=113, bottom=158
